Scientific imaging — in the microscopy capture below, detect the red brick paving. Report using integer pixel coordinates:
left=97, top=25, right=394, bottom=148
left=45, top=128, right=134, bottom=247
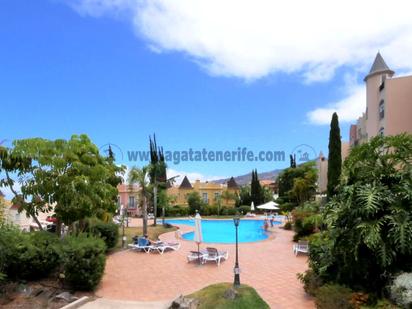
left=96, top=220, right=314, bottom=309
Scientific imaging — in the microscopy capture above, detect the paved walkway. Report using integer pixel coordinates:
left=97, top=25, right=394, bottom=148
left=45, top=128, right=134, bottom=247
left=95, top=221, right=314, bottom=309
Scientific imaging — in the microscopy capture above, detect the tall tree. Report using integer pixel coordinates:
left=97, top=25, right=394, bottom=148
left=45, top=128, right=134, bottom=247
left=0, top=135, right=124, bottom=233
left=277, top=161, right=317, bottom=206
left=250, top=169, right=263, bottom=205
left=289, top=154, right=296, bottom=168
left=149, top=135, right=167, bottom=226
left=327, top=112, right=342, bottom=198
left=128, top=166, right=150, bottom=235
left=107, top=145, right=115, bottom=161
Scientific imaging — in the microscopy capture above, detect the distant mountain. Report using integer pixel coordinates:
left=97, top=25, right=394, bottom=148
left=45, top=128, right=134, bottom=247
left=213, top=169, right=284, bottom=186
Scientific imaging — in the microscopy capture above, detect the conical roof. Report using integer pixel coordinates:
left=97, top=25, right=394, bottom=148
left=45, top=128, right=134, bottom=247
left=179, top=176, right=193, bottom=189
left=227, top=177, right=239, bottom=189
left=364, top=52, right=394, bottom=81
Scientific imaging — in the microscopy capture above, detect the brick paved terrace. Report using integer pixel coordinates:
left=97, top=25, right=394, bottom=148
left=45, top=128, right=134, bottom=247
left=96, top=219, right=314, bottom=309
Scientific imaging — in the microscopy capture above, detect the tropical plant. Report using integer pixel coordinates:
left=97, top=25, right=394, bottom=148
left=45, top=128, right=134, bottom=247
left=316, top=134, right=412, bottom=293
left=128, top=166, right=151, bottom=235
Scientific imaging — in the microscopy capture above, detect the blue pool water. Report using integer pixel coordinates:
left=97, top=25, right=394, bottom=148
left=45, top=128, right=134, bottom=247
left=165, top=219, right=280, bottom=243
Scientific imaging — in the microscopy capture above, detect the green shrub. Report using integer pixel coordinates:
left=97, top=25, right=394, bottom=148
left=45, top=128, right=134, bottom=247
left=283, top=221, right=292, bottom=230
left=315, top=284, right=353, bottom=309
left=166, top=205, right=189, bottom=217
left=89, top=221, right=119, bottom=251
left=201, top=205, right=218, bottom=216
left=307, top=233, right=334, bottom=280
left=220, top=207, right=237, bottom=216
left=2, top=229, right=61, bottom=280
left=297, top=270, right=324, bottom=296
left=62, top=234, right=106, bottom=290
left=238, top=205, right=251, bottom=214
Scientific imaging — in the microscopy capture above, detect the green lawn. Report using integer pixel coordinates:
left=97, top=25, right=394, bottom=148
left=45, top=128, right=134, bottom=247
left=117, top=224, right=177, bottom=248
left=188, top=283, right=269, bottom=309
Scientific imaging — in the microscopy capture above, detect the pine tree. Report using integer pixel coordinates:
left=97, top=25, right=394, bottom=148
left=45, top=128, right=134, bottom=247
left=327, top=112, right=342, bottom=198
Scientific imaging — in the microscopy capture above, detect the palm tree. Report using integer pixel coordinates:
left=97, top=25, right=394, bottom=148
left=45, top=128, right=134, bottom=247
left=128, top=166, right=150, bottom=235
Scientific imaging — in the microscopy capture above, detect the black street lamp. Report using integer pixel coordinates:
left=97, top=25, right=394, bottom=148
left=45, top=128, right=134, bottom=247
left=233, top=213, right=240, bottom=288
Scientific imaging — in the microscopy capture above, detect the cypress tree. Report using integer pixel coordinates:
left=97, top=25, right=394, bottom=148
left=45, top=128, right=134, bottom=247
left=327, top=112, right=342, bottom=198
left=107, top=145, right=115, bottom=161
left=250, top=169, right=263, bottom=205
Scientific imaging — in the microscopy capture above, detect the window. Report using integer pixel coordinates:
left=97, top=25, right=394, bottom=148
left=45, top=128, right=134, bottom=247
left=379, top=100, right=385, bottom=119
left=202, top=193, right=208, bottom=203
left=117, top=196, right=121, bottom=208
left=214, top=192, right=220, bottom=200
left=128, top=196, right=135, bottom=208
left=379, top=75, right=386, bottom=91
left=379, top=127, right=384, bottom=136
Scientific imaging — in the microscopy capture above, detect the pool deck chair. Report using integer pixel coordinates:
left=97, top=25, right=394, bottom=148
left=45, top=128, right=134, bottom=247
left=187, top=251, right=205, bottom=263
left=152, top=241, right=181, bottom=254
left=128, top=237, right=154, bottom=253
left=293, top=240, right=309, bottom=256
left=202, top=247, right=229, bottom=266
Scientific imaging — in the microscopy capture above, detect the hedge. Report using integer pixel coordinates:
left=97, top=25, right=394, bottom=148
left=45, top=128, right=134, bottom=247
left=61, top=234, right=106, bottom=290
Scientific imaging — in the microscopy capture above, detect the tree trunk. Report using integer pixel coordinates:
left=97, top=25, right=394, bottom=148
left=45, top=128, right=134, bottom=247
left=31, top=213, right=44, bottom=231
left=143, top=196, right=148, bottom=236
left=153, top=185, right=157, bottom=226
left=56, top=219, right=62, bottom=237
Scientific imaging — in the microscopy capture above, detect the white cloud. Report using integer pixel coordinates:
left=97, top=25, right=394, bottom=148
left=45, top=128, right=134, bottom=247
left=0, top=183, right=21, bottom=201
left=167, top=168, right=225, bottom=186
left=66, top=0, right=412, bottom=81
left=307, top=84, right=365, bottom=125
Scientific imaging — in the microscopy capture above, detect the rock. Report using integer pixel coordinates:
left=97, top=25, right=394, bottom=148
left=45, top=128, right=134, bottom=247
left=55, top=291, right=78, bottom=303
left=169, top=295, right=199, bottom=309
left=223, top=288, right=239, bottom=300
left=17, top=284, right=32, bottom=297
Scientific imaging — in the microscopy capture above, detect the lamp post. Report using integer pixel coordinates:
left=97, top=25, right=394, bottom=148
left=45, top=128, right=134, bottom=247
left=233, top=213, right=240, bottom=288
left=121, top=204, right=126, bottom=248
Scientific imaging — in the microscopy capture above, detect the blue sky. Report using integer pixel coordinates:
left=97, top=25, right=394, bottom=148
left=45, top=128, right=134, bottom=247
left=1, top=0, right=411, bottom=185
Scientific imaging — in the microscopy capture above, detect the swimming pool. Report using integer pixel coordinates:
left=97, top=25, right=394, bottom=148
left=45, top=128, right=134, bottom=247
left=165, top=219, right=280, bottom=243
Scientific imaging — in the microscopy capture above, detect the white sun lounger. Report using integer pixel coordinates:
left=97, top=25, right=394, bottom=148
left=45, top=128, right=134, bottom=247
left=202, top=247, right=229, bottom=266
left=151, top=241, right=181, bottom=254
left=127, top=243, right=154, bottom=253
left=293, top=240, right=309, bottom=256
left=187, top=250, right=205, bottom=263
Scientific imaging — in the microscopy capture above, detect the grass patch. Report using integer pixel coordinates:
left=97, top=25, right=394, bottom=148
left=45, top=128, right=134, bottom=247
left=117, top=224, right=177, bottom=248
left=188, top=283, right=269, bottom=309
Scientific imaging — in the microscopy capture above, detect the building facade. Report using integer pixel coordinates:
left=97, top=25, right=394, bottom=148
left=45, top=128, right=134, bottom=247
left=167, top=176, right=239, bottom=207
left=350, top=53, right=412, bottom=146
left=117, top=176, right=239, bottom=217
left=117, top=183, right=142, bottom=217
